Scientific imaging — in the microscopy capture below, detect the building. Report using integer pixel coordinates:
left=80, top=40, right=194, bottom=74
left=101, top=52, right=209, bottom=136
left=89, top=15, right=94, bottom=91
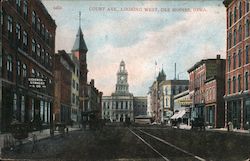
left=69, top=53, right=80, bottom=124
left=133, top=96, right=147, bottom=117
left=85, top=79, right=103, bottom=120
left=147, top=69, right=189, bottom=123
left=188, top=55, right=225, bottom=128
left=0, top=0, right=56, bottom=132
left=173, top=90, right=191, bottom=125
left=102, top=61, right=147, bottom=122
left=223, top=0, right=250, bottom=130
left=54, top=50, right=74, bottom=123
left=102, top=61, right=134, bottom=122
left=71, top=26, right=89, bottom=122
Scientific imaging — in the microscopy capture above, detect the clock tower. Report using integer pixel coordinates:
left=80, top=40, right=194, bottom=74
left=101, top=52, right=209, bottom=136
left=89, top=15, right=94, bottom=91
left=115, top=60, right=129, bottom=94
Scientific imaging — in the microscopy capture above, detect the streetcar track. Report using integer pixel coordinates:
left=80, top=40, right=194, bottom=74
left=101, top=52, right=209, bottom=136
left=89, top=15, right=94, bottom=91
left=139, top=129, right=206, bottom=161
left=128, top=128, right=170, bottom=161
left=128, top=127, right=206, bottom=161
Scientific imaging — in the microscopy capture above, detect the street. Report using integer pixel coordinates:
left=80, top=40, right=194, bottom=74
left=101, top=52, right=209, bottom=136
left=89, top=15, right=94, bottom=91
left=1, top=125, right=250, bottom=161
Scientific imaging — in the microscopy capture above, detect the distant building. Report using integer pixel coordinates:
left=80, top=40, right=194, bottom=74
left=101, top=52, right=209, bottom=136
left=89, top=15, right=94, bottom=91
left=133, top=96, right=147, bottom=116
left=148, top=69, right=189, bottom=123
left=102, top=61, right=147, bottom=122
left=223, top=0, right=250, bottom=130
left=54, top=50, right=74, bottom=123
left=0, top=0, right=56, bottom=132
left=188, top=55, right=225, bottom=128
left=102, top=61, right=134, bottom=122
left=173, top=90, right=191, bottom=125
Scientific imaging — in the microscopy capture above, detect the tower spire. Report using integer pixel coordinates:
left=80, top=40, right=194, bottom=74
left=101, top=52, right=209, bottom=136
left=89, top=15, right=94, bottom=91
left=79, top=11, right=81, bottom=28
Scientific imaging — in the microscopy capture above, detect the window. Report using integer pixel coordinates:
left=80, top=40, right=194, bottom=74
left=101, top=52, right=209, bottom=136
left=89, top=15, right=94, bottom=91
left=245, top=72, right=249, bottom=90
left=45, top=29, right=49, bottom=43
left=31, top=68, right=35, bottom=77
left=76, top=83, right=79, bottom=91
left=16, top=23, right=21, bottom=40
left=22, top=64, right=27, bottom=78
left=234, top=29, right=236, bottom=45
left=16, top=0, right=21, bottom=11
left=7, top=16, right=13, bottom=35
left=13, top=93, right=17, bottom=118
left=238, top=50, right=242, bottom=67
left=246, top=19, right=250, bottom=37
left=229, top=11, right=232, bottom=27
left=239, top=2, right=242, bottom=18
left=238, top=25, right=242, bottom=42
left=246, top=46, right=249, bottom=64
left=23, top=31, right=28, bottom=46
left=228, top=78, right=231, bottom=94
left=41, top=49, right=45, bottom=63
left=234, top=6, right=237, bottom=23
left=233, top=53, right=236, bottom=69
left=32, top=39, right=36, bottom=53
left=233, top=76, right=236, bottom=93
left=41, top=24, right=45, bottom=36
left=32, top=11, right=36, bottom=28
left=72, top=94, right=75, bottom=104
left=37, top=18, right=41, bottom=32
left=37, top=44, right=41, bottom=58
left=238, top=75, right=241, bottom=92
left=73, top=79, right=75, bottom=89
left=17, top=60, right=21, bottom=76
left=229, top=33, right=232, bottom=49
left=247, top=0, right=250, bottom=13
left=45, top=52, right=49, bottom=64
left=228, top=55, right=231, bottom=71
left=7, top=55, right=13, bottom=72
left=23, top=0, right=28, bottom=19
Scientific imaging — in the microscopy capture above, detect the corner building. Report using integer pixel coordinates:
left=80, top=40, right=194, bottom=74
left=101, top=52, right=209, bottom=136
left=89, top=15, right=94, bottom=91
left=0, top=0, right=56, bottom=132
left=224, top=0, right=250, bottom=129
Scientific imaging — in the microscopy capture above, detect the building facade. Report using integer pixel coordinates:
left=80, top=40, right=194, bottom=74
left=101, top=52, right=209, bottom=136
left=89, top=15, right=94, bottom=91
left=188, top=55, right=225, bottom=128
left=54, top=50, right=74, bottom=123
left=69, top=53, right=80, bottom=123
left=224, top=0, right=250, bottom=130
left=148, top=69, right=189, bottom=123
left=0, top=0, right=56, bottom=132
left=102, top=61, right=134, bottom=122
left=133, top=96, right=147, bottom=117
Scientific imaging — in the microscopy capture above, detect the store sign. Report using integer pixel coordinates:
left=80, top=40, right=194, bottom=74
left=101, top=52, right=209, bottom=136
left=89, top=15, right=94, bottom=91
left=178, top=99, right=192, bottom=105
left=28, top=78, right=46, bottom=88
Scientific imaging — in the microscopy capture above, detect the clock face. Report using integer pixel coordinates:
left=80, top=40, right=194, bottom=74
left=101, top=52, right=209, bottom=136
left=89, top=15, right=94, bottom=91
left=121, top=76, right=124, bottom=81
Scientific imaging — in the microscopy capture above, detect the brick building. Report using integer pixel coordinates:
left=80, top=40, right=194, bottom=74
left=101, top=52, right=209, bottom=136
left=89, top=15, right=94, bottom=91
left=0, top=0, right=56, bottom=132
left=188, top=55, right=225, bottom=128
left=223, top=0, right=250, bottom=129
left=54, top=50, right=74, bottom=123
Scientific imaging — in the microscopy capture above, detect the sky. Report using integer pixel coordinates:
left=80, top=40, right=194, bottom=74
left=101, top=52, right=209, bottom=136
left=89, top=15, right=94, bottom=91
left=41, top=0, right=226, bottom=96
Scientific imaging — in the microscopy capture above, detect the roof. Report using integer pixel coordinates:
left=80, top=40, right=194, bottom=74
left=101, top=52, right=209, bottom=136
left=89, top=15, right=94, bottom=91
left=72, top=27, right=88, bottom=52
left=57, top=50, right=75, bottom=68
left=223, top=0, right=233, bottom=7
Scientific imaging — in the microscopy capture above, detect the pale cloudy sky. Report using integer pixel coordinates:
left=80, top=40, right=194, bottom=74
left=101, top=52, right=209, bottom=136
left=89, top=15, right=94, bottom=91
left=42, top=0, right=226, bottom=96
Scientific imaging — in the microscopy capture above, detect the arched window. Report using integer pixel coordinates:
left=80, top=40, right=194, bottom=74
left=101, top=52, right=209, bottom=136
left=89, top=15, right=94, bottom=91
left=246, top=45, right=249, bottom=64
left=238, top=49, right=242, bottom=67
left=246, top=19, right=250, bottom=37
left=233, top=76, right=236, bottom=93
left=238, top=25, right=242, bottom=41
left=233, top=53, right=236, bottom=69
left=234, top=29, right=237, bottom=45
left=239, top=2, right=242, bottom=18
left=238, top=75, right=241, bottom=92
left=229, top=32, right=232, bottom=49
left=234, top=6, right=237, bottom=22
left=228, top=78, right=231, bottom=94
left=245, top=72, right=249, bottom=90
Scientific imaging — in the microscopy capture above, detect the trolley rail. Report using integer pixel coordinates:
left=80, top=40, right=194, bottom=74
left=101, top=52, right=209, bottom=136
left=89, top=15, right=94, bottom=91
left=128, top=127, right=206, bottom=161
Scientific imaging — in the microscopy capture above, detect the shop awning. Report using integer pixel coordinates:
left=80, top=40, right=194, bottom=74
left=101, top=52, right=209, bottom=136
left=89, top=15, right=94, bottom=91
left=171, top=110, right=187, bottom=119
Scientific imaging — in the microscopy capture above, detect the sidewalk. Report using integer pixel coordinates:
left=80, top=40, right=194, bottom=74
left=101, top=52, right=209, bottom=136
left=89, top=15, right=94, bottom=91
left=0, top=126, right=81, bottom=154
left=176, top=123, right=250, bottom=135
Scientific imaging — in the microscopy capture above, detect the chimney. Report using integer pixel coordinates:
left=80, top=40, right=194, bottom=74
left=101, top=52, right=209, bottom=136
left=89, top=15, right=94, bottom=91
left=216, top=54, right=221, bottom=59
left=90, top=79, right=95, bottom=86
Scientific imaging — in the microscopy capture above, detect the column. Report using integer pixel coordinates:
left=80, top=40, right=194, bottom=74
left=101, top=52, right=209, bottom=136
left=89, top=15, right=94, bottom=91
left=241, top=98, right=244, bottom=129
left=225, top=100, right=227, bottom=128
